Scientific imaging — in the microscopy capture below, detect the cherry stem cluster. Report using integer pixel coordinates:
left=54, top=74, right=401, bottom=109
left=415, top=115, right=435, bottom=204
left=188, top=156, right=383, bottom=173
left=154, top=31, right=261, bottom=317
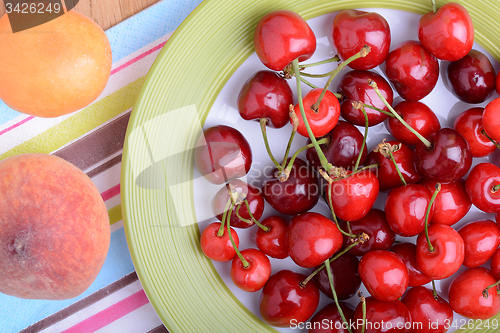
left=325, top=260, right=354, bottom=333
left=235, top=201, right=269, bottom=232
left=424, top=183, right=441, bottom=253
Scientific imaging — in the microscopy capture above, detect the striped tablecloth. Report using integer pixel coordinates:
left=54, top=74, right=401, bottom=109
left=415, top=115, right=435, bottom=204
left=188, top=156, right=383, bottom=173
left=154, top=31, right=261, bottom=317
left=0, top=1, right=202, bottom=332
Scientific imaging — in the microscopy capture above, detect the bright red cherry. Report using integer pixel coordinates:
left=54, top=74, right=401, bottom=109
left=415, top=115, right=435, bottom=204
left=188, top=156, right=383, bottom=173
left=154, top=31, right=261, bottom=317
left=416, top=223, right=464, bottom=280
left=490, top=247, right=500, bottom=280
left=259, top=270, right=320, bottom=327
left=231, top=248, right=271, bottom=292
left=254, top=10, right=316, bottom=71
left=332, top=9, right=391, bottom=70
left=309, top=302, right=354, bottom=333
left=286, top=212, right=342, bottom=268
left=383, top=40, right=439, bottom=102
left=449, top=267, right=500, bottom=320
left=386, top=101, right=441, bottom=146
left=255, top=216, right=288, bottom=259
left=402, top=286, right=453, bottom=333
left=358, top=250, right=409, bottom=302
left=338, top=70, right=393, bottom=126
left=294, top=88, right=340, bottom=138
left=391, top=243, right=432, bottom=287
left=483, top=97, right=500, bottom=142
left=454, top=107, right=496, bottom=158
left=465, top=163, right=500, bottom=213
left=200, top=222, right=239, bottom=262
left=237, top=70, right=293, bottom=128
left=194, top=125, right=252, bottom=184
left=458, top=220, right=500, bottom=268
left=418, top=2, right=474, bottom=61
left=353, top=297, right=412, bottom=333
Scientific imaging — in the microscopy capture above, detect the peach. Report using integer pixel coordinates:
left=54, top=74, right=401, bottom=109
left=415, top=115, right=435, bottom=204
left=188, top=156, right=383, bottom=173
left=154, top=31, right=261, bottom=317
left=0, top=154, right=110, bottom=300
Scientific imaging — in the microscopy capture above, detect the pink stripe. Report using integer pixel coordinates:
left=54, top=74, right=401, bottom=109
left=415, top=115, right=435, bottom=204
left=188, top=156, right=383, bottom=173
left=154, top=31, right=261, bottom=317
left=0, top=116, right=35, bottom=136
left=62, top=290, right=149, bottom=333
left=101, top=184, right=121, bottom=202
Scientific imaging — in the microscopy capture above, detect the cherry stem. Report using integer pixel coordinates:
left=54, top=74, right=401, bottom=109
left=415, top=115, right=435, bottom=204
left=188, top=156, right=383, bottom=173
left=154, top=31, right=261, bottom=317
left=359, top=291, right=367, bottom=333
left=226, top=204, right=249, bottom=268
left=493, top=184, right=500, bottom=193
left=353, top=106, right=369, bottom=171
left=330, top=164, right=379, bottom=183
left=217, top=197, right=232, bottom=237
left=284, top=137, right=329, bottom=173
left=483, top=279, right=500, bottom=299
left=431, top=280, right=438, bottom=300
left=424, top=183, right=441, bottom=253
left=300, top=76, right=319, bottom=89
left=243, top=199, right=269, bottom=232
left=281, top=106, right=299, bottom=170
left=292, top=58, right=334, bottom=174
left=300, top=55, right=340, bottom=68
left=368, top=79, right=432, bottom=148
left=327, top=186, right=358, bottom=239
left=481, top=129, right=500, bottom=150
left=260, top=118, right=283, bottom=171
left=375, top=140, right=406, bottom=186
left=325, top=259, right=354, bottom=333
left=431, top=0, right=437, bottom=13
left=359, top=103, right=395, bottom=117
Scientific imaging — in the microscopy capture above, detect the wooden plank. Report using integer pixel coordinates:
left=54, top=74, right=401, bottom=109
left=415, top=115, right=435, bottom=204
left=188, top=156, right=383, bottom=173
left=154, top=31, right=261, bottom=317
left=0, top=0, right=162, bottom=30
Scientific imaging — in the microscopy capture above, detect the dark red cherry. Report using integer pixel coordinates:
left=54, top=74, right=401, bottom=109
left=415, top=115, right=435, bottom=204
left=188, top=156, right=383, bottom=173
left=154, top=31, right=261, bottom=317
left=312, top=251, right=361, bottom=301
left=194, top=125, right=252, bottom=184
left=383, top=40, right=439, bottom=101
left=255, top=216, right=288, bottom=259
left=237, top=70, right=293, bottom=128
left=262, top=157, right=320, bottom=216
left=454, top=107, right=496, bottom=158
left=231, top=248, right=271, bottom=292
left=259, top=270, right=320, bottom=327
left=465, top=163, right=500, bottom=213
left=445, top=49, right=496, bottom=104
left=254, top=10, right=316, bottom=71
left=338, top=70, right=393, bottom=126
left=353, top=297, right=412, bottom=333
left=458, top=220, right=500, bottom=268
left=309, top=302, right=355, bottom=333
left=390, top=242, right=432, bottom=287
left=332, top=9, right=391, bottom=70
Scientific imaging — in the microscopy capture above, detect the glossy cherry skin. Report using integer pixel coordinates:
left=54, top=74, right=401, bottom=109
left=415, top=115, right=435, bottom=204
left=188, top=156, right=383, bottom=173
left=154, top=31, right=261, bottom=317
left=465, top=163, right=500, bottom=213
left=365, top=141, right=420, bottom=192
left=449, top=267, right=500, bottom=320
left=383, top=40, right=439, bottom=102
left=262, top=157, right=320, bottom=216
left=212, top=180, right=264, bottom=229
left=418, top=2, right=474, bottom=61
left=358, top=250, right=409, bottom=302
left=385, top=184, right=433, bottom=237
left=413, top=127, right=472, bottom=182
left=194, top=125, right=252, bottom=184
left=294, top=88, right=340, bottom=138
left=390, top=243, right=432, bottom=287
left=259, top=270, right=320, bottom=327
left=458, top=220, right=500, bottom=268
left=416, top=223, right=464, bottom=280
left=483, top=97, right=500, bottom=142
left=231, top=248, right=271, bottom=292
left=421, top=179, right=471, bottom=226
left=237, top=70, right=293, bottom=128
left=454, top=107, right=496, bottom=157
left=353, top=297, right=412, bottom=333
left=402, top=286, right=453, bottom=333
left=490, top=247, right=500, bottom=280
left=341, top=209, right=396, bottom=256
left=386, top=101, right=441, bottom=146
left=446, top=50, right=496, bottom=104
left=309, top=302, right=355, bottom=333
left=328, top=169, right=379, bottom=222
left=254, top=10, right=316, bottom=71
left=255, top=216, right=288, bottom=259
left=306, top=120, right=367, bottom=169
left=312, top=251, right=361, bottom=300
left=338, top=70, right=393, bottom=126
left=200, top=222, right=239, bottom=262
left=332, top=9, right=391, bottom=70
left=287, top=212, right=343, bottom=268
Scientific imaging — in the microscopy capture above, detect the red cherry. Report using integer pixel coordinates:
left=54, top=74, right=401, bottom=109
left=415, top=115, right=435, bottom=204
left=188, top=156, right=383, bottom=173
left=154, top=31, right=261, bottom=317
left=454, top=107, right=496, bottom=157
left=338, top=70, right=393, bottom=126
left=254, top=10, right=316, bottom=71
left=286, top=212, right=342, bottom=268
left=421, top=179, right=471, bottom=226
left=490, top=247, right=500, bottom=280
left=465, top=163, right=500, bottom=213
left=390, top=243, right=432, bottom=287
left=383, top=40, right=439, bottom=102
left=449, top=267, right=500, bottom=320
left=483, top=97, right=500, bottom=142
left=294, top=88, right=340, bottom=138
left=259, top=270, right=320, bottom=327
left=418, top=2, right=474, bottom=61
left=459, top=220, right=500, bottom=268
left=416, top=223, right=464, bottom=280
left=237, top=70, right=294, bottom=128
left=386, top=101, right=441, bottom=146
left=200, top=222, right=239, bottom=262
left=194, top=125, right=252, bottom=184
left=231, top=248, right=271, bottom=292
left=332, top=9, right=391, bottom=70
left=255, top=216, right=288, bottom=259
left=353, top=297, right=412, bottom=333
left=328, top=169, right=379, bottom=222
left=402, top=286, right=453, bottom=333
left=309, top=302, right=354, bottom=333
left=384, top=184, right=433, bottom=237
left=358, top=250, right=409, bottom=302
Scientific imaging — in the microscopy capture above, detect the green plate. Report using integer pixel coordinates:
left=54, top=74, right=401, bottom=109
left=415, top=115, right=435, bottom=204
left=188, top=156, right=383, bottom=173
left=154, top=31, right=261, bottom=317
left=121, top=0, right=500, bottom=332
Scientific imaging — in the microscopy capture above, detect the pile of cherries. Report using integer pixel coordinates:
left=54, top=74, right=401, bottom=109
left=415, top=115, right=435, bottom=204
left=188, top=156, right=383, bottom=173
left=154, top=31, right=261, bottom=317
left=195, top=1, right=500, bottom=332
